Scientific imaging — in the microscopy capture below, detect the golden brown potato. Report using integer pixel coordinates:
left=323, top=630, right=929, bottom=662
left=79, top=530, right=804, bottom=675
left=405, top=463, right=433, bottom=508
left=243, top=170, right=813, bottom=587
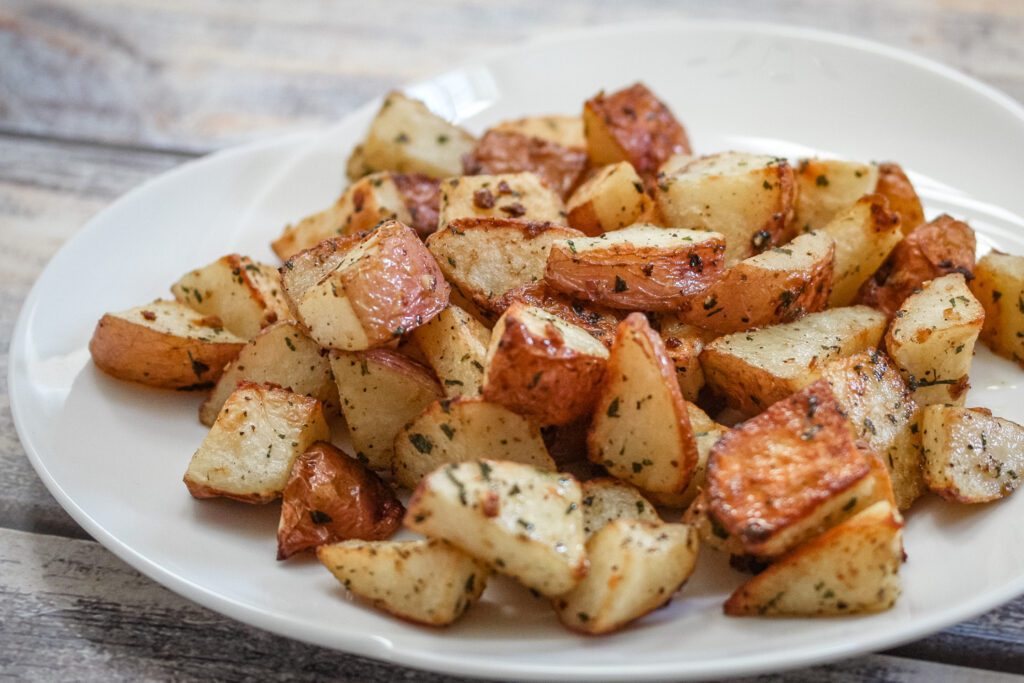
left=793, top=158, right=879, bottom=233
left=969, top=251, right=1024, bottom=367
left=89, top=299, right=245, bottom=390
left=463, top=130, right=587, bottom=201
left=437, top=172, right=565, bottom=231
left=410, top=304, right=490, bottom=397
left=277, top=442, right=404, bottom=559
left=565, top=162, right=654, bottom=235
left=492, top=115, right=585, bottom=149
left=483, top=303, right=609, bottom=426
left=492, top=282, right=622, bottom=348
left=876, top=162, right=925, bottom=233
left=820, top=194, right=903, bottom=307
left=544, top=225, right=726, bottom=311
left=858, top=214, right=976, bottom=318
left=653, top=315, right=711, bottom=401
left=283, top=220, right=449, bottom=350
left=583, top=83, right=691, bottom=178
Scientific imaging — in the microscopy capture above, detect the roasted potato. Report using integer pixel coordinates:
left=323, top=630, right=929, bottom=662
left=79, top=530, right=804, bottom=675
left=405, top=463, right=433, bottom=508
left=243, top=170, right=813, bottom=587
left=675, top=230, right=834, bottom=334
left=437, top=172, right=565, bottom=231
left=330, top=348, right=443, bottom=473
left=793, top=158, right=879, bottom=232
left=820, top=194, right=903, bottom=307
left=183, top=382, right=330, bottom=503
left=463, top=130, right=587, bottom=200
left=553, top=520, right=698, bottom=634
left=493, top=282, right=622, bottom=347
left=588, top=314, right=699, bottom=493
left=921, top=405, right=1024, bottom=503
left=700, top=306, right=888, bottom=415
left=565, top=162, right=654, bottom=235
left=199, top=320, right=338, bottom=426
left=493, top=115, right=585, bottom=150
left=318, top=538, right=490, bottom=626
left=886, top=273, right=984, bottom=406
left=876, top=163, right=925, bottom=233
left=482, top=303, right=609, bottom=426
left=351, top=91, right=476, bottom=179
left=655, top=152, right=797, bottom=263
left=405, top=460, right=587, bottom=597
left=392, top=397, right=556, bottom=490
left=583, top=83, right=691, bottom=177
left=970, top=251, right=1024, bottom=367
left=277, top=442, right=404, bottom=559
left=172, top=254, right=291, bottom=339
left=724, top=501, right=903, bottom=616
left=544, top=225, right=726, bottom=311
left=654, top=315, right=711, bottom=401
left=858, top=214, right=976, bottom=318
left=644, top=403, right=727, bottom=509
left=89, top=299, right=245, bottom=390
left=283, top=220, right=449, bottom=350
left=580, top=478, right=661, bottom=539
left=410, top=304, right=490, bottom=397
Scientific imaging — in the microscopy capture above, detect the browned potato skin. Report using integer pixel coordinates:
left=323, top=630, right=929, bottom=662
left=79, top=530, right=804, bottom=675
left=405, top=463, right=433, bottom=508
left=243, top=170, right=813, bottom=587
left=706, top=381, right=872, bottom=559
left=492, top=282, right=623, bottom=347
left=858, top=215, right=976, bottom=318
left=277, top=442, right=404, bottom=560
left=583, top=83, right=691, bottom=179
left=875, top=163, right=925, bottom=234
left=393, top=173, right=441, bottom=238
left=89, top=314, right=243, bottom=390
left=463, top=130, right=588, bottom=201
left=544, top=234, right=727, bottom=311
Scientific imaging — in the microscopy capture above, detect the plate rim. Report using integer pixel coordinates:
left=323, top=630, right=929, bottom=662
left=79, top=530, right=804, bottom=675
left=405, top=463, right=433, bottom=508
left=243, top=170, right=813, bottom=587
left=8, top=19, right=1024, bottom=681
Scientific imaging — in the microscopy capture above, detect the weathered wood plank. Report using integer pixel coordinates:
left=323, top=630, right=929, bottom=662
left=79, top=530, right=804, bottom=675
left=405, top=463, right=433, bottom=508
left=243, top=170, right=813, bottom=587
left=0, top=0, right=1021, bottom=153
left=2, top=527, right=1021, bottom=683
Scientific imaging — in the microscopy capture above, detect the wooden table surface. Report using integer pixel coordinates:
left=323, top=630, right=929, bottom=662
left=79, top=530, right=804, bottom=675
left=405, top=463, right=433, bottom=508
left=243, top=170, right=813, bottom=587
left=3, top=1, right=1024, bottom=680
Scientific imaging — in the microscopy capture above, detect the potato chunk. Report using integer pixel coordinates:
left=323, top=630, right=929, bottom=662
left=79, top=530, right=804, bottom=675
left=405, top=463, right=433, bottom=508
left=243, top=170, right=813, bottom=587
left=921, top=405, right=1024, bottom=503
left=318, top=538, right=490, bottom=626
left=463, top=130, right=587, bottom=200
left=654, top=315, right=709, bottom=401
left=283, top=220, right=449, bottom=350
left=588, top=314, right=699, bottom=493
left=277, top=442, right=404, bottom=559
left=330, top=349, right=443, bottom=474
left=876, top=163, right=925, bottom=233
left=644, top=403, right=727, bottom=509
left=405, top=460, right=587, bottom=597
left=172, top=254, right=291, bottom=339
left=437, top=172, right=565, bottom=232
left=352, top=91, right=476, bottom=178
left=492, top=115, right=585, bottom=149
left=580, top=478, right=660, bottom=539
left=820, top=195, right=903, bottom=307
left=566, top=162, right=653, bottom=235
left=483, top=304, right=609, bottom=426
left=493, top=282, right=621, bottom=347
left=554, top=520, right=699, bottom=634
left=200, top=321, right=338, bottom=426
left=410, top=304, right=490, bottom=397
left=793, top=158, right=879, bottom=232
left=392, top=397, right=556, bottom=490
left=970, top=251, right=1024, bottom=367
left=89, top=299, right=245, bottom=390
left=544, top=225, right=726, bottom=311
left=583, top=83, right=691, bottom=177
left=184, top=382, right=330, bottom=503
left=655, top=152, right=797, bottom=263
left=701, top=306, right=887, bottom=415
left=724, top=501, right=903, bottom=616
left=886, top=273, right=984, bottom=406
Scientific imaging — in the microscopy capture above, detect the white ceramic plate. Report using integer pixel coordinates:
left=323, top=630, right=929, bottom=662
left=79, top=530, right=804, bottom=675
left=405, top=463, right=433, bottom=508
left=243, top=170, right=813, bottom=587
left=10, top=21, right=1024, bottom=681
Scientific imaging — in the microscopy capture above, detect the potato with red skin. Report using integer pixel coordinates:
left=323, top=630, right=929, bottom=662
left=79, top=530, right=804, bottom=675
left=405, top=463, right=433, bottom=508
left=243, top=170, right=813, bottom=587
left=463, top=130, right=587, bottom=201
left=277, top=442, right=404, bottom=560
left=858, top=214, right=976, bottom=318
left=876, top=163, right=925, bottom=234
left=393, top=173, right=442, bottom=238
left=492, top=282, right=622, bottom=347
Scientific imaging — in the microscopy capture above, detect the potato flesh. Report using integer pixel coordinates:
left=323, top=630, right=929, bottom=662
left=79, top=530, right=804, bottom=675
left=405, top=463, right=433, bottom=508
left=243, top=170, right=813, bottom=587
left=437, top=172, right=565, bottom=231
left=793, top=158, right=879, bottom=232
left=566, top=162, right=652, bottom=235
left=410, top=304, right=489, bottom=397
left=580, top=478, right=661, bottom=539
left=492, top=115, right=585, bottom=150
left=820, top=195, right=903, bottom=307
left=970, top=252, right=1024, bottom=367
left=656, top=316, right=708, bottom=401
left=646, top=403, right=726, bottom=509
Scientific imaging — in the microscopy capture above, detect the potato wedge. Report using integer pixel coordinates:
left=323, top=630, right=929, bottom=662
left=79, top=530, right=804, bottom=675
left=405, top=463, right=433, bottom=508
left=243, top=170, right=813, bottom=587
left=318, top=538, right=490, bottom=626
left=463, top=130, right=587, bottom=201
left=655, top=152, right=797, bottom=263
left=706, top=381, right=881, bottom=560
left=493, top=115, right=585, bottom=150
left=566, top=162, right=653, bottom=235
left=89, top=299, right=245, bottom=390
left=554, top=520, right=698, bottom=634
left=724, top=501, right=903, bottom=616
left=793, top=158, right=879, bottom=232
left=392, top=397, right=556, bottom=490
left=405, top=460, right=586, bottom=597
left=644, top=403, right=727, bottom=509
left=199, top=320, right=338, bottom=426
left=353, top=91, right=476, bottom=178
left=283, top=220, right=449, bottom=350
left=482, top=303, right=609, bottom=426
left=183, top=382, right=330, bottom=503
left=701, top=306, right=888, bottom=415
left=172, top=254, right=291, bottom=339
left=437, top=172, right=565, bottom=231
left=544, top=225, right=726, bottom=311
left=876, top=163, right=925, bottom=233
left=410, top=304, right=489, bottom=397
left=820, top=349, right=925, bottom=510
left=588, top=314, right=699, bottom=493
left=654, top=315, right=710, bottom=401
left=676, top=231, right=834, bottom=334
left=886, top=273, right=984, bottom=406
left=277, top=442, right=404, bottom=559
left=330, top=348, right=443, bottom=474
left=820, top=194, right=903, bottom=307
left=970, top=251, right=1024, bottom=367
left=492, top=282, right=622, bottom=348
left=921, top=405, right=1024, bottom=503
left=580, top=478, right=661, bottom=539
left=583, top=83, right=691, bottom=177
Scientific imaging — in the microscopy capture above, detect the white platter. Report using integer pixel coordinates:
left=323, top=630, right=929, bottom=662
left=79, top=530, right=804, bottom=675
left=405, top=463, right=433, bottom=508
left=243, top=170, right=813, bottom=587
left=10, top=21, right=1024, bottom=681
